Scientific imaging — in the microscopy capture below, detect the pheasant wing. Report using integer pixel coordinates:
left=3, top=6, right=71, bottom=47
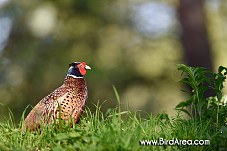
left=23, top=85, right=69, bottom=130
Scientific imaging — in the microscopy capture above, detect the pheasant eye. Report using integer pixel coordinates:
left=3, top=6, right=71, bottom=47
left=77, top=62, right=86, bottom=68
left=77, top=64, right=83, bottom=68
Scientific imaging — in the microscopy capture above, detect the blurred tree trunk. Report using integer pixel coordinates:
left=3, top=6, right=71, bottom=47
left=178, top=0, right=214, bottom=99
left=178, top=0, right=213, bottom=71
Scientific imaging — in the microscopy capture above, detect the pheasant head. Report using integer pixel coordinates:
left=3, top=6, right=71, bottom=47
left=67, top=62, right=91, bottom=78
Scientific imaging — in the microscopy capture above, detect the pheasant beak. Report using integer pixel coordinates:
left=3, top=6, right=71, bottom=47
left=85, top=65, right=91, bottom=70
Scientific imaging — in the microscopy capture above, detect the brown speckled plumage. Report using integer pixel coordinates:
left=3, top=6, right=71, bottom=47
left=23, top=62, right=91, bottom=131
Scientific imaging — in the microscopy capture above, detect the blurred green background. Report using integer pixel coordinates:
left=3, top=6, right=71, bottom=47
left=0, top=0, right=227, bottom=121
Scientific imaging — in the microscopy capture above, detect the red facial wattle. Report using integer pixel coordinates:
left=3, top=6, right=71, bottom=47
left=77, top=62, right=87, bottom=75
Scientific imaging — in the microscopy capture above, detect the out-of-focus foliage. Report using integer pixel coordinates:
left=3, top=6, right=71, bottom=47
left=0, top=0, right=226, bottom=120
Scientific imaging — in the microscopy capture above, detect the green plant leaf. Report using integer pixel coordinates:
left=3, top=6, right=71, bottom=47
left=55, top=133, right=69, bottom=141
left=175, top=108, right=191, bottom=117
left=176, top=100, right=192, bottom=108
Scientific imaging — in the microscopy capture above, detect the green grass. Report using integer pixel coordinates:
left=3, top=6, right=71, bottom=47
left=0, top=103, right=225, bottom=151
left=1, top=64, right=227, bottom=150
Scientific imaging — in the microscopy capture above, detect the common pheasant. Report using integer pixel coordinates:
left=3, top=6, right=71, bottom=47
left=23, top=61, right=91, bottom=131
